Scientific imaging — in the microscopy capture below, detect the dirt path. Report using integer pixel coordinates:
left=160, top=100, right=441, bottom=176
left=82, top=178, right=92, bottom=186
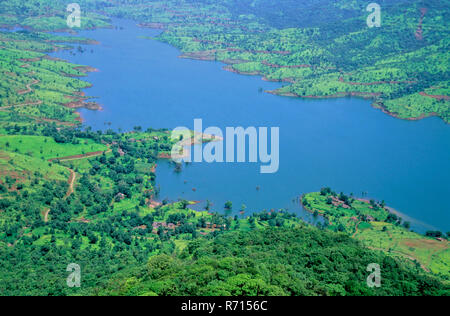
left=339, top=76, right=416, bottom=86
left=262, top=60, right=310, bottom=68
left=44, top=209, right=50, bottom=223
left=48, top=149, right=111, bottom=162
left=47, top=146, right=111, bottom=201
left=415, top=8, right=427, bottom=40
left=0, top=99, right=43, bottom=110
left=0, top=74, right=42, bottom=109
left=419, top=91, right=450, bottom=101
left=17, top=79, right=39, bottom=95
left=65, top=169, right=76, bottom=198
left=41, top=146, right=113, bottom=223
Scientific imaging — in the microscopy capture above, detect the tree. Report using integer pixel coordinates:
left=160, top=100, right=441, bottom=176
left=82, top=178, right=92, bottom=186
left=425, top=231, right=442, bottom=238
left=87, top=231, right=98, bottom=244
left=225, top=201, right=233, bottom=211
left=180, top=200, right=189, bottom=209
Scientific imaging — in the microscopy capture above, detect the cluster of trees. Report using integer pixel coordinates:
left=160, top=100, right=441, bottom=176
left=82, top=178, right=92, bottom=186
left=425, top=231, right=446, bottom=238
left=0, top=124, right=448, bottom=295
left=91, top=227, right=448, bottom=296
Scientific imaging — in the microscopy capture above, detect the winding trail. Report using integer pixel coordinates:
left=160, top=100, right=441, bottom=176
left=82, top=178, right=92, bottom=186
left=0, top=72, right=42, bottom=110
left=17, top=79, right=40, bottom=95
left=351, top=220, right=362, bottom=238
left=65, top=168, right=76, bottom=199
left=44, top=209, right=50, bottom=223
left=43, top=168, right=76, bottom=222
left=44, top=147, right=110, bottom=222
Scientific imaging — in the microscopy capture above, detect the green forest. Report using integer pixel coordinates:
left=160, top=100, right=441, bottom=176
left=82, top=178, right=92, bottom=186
left=0, top=0, right=449, bottom=296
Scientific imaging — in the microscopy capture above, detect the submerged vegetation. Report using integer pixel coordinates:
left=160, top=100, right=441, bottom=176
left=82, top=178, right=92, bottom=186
left=0, top=0, right=448, bottom=296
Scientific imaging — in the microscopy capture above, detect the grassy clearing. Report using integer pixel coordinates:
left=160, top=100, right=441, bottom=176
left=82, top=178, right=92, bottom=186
left=0, top=135, right=107, bottom=160
left=355, top=222, right=449, bottom=278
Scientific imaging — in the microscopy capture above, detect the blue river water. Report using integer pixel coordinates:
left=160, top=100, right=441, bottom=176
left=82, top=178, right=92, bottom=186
left=48, top=18, right=450, bottom=232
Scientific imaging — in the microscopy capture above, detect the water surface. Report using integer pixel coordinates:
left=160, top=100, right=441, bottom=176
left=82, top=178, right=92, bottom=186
left=50, top=18, right=450, bottom=232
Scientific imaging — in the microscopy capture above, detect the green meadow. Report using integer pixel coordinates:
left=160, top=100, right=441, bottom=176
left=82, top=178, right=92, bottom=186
left=0, top=135, right=107, bottom=160
left=302, top=189, right=450, bottom=279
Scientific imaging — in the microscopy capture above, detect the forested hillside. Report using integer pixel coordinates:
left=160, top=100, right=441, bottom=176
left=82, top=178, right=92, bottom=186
left=88, top=228, right=448, bottom=296
left=1, top=0, right=448, bottom=121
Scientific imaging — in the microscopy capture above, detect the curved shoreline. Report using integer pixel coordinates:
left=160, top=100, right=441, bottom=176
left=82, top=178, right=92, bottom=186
left=299, top=193, right=331, bottom=226
left=43, top=17, right=448, bottom=126
left=141, top=24, right=448, bottom=125
left=4, top=13, right=449, bottom=125
left=300, top=193, right=438, bottom=233
left=37, top=19, right=449, bottom=233
left=270, top=89, right=447, bottom=124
